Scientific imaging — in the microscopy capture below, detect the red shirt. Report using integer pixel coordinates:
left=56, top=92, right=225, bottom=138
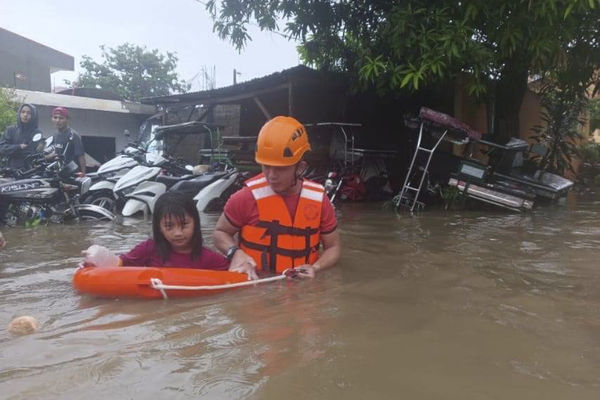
left=224, top=184, right=338, bottom=234
left=119, top=239, right=229, bottom=270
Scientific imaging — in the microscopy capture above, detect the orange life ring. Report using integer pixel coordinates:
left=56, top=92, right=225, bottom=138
left=73, top=266, right=249, bottom=299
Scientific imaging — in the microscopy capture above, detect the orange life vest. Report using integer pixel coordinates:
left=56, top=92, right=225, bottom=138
left=240, top=173, right=324, bottom=273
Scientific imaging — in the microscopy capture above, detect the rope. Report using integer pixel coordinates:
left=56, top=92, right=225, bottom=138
left=149, top=270, right=291, bottom=299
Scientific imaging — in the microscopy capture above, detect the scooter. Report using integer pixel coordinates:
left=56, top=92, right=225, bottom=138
left=81, top=116, right=164, bottom=211
left=194, top=169, right=240, bottom=213
left=81, top=144, right=147, bottom=212
left=120, top=167, right=238, bottom=217
left=117, top=154, right=195, bottom=217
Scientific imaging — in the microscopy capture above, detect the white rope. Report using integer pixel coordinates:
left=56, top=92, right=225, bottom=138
left=149, top=270, right=290, bottom=299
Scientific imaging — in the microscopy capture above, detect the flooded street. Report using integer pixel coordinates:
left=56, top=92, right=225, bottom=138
left=1, top=197, right=600, bottom=399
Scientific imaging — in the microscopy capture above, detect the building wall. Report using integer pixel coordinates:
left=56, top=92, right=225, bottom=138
left=0, top=28, right=73, bottom=92
left=519, top=90, right=543, bottom=141
left=0, top=58, right=52, bottom=92
left=36, top=106, right=148, bottom=149
left=213, top=104, right=240, bottom=138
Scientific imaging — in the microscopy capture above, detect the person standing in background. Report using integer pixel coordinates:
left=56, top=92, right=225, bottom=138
left=48, top=107, right=86, bottom=176
left=0, top=103, right=44, bottom=169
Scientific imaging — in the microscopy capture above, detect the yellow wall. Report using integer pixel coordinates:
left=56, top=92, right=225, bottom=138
left=452, top=76, right=586, bottom=178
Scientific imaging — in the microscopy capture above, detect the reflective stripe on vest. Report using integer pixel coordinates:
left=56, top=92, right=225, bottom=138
left=240, top=173, right=323, bottom=273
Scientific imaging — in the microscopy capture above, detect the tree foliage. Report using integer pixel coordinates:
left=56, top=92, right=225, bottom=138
left=73, top=43, right=190, bottom=101
left=0, top=88, right=18, bottom=134
left=205, top=0, right=600, bottom=139
left=530, top=83, right=587, bottom=176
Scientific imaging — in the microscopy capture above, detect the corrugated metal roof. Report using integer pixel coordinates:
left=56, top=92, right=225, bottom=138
left=9, top=88, right=156, bottom=114
left=141, top=65, right=346, bottom=105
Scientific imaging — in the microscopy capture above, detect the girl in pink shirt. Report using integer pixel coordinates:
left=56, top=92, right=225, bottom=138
left=82, top=192, right=228, bottom=270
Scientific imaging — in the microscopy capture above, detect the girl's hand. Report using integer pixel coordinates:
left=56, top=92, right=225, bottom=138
left=228, top=249, right=258, bottom=280
left=0, top=231, right=5, bottom=250
left=81, top=245, right=120, bottom=268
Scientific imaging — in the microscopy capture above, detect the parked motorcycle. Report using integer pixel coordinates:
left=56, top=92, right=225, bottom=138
left=0, top=133, right=45, bottom=182
left=193, top=169, right=241, bottom=213
left=81, top=142, right=152, bottom=211
left=0, top=148, right=115, bottom=226
left=121, top=164, right=243, bottom=217
left=323, top=167, right=367, bottom=203
left=117, top=153, right=196, bottom=217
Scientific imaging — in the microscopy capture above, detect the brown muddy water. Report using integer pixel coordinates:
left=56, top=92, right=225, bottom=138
left=1, top=196, right=600, bottom=399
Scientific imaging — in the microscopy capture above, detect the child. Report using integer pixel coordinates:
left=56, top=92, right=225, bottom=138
left=82, top=192, right=229, bottom=270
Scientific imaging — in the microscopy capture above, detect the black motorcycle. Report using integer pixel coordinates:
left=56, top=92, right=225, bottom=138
left=0, top=154, right=115, bottom=226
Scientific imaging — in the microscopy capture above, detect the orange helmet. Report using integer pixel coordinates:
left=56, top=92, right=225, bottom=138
left=255, top=116, right=311, bottom=166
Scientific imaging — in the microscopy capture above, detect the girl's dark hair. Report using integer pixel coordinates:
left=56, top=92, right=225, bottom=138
left=152, top=191, right=203, bottom=263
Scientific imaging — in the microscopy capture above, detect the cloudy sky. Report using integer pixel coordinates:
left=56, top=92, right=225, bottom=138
left=1, top=0, right=301, bottom=91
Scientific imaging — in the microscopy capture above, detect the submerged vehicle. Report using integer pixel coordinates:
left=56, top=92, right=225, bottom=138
left=397, top=107, right=574, bottom=212
left=448, top=136, right=573, bottom=211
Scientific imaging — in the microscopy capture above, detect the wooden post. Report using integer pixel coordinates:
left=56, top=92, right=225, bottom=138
left=288, top=82, right=294, bottom=116
left=254, top=96, right=272, bottom=120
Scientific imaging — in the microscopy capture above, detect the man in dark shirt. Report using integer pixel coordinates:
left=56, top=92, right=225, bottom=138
left=48, top=107, right=86, bottom=175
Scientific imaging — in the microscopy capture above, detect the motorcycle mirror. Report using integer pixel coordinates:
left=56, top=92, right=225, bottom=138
left=32, top=133, right=42, bottom=142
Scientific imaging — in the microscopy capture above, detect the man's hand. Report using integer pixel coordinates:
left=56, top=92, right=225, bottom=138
left=292, top=264, right=317, bottom=279
left=45, top=152, right=58, bottom=161
left=228, top=249, right=258, bottom=280
left=19, top=144, right=27, bottom=150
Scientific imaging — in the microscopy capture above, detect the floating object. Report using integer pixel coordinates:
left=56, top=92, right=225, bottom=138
left=8, top=316, right=40, bottom=335
left=73, top=266, right=290, bottom=299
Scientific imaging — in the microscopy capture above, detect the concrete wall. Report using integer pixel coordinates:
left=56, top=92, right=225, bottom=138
left=6, top=88, right=157, bottom=165
left=0, top=28, right=73, bottom=92
left=35, top=106, right=149, bottom=151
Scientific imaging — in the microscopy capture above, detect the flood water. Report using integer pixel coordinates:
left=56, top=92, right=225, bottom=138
left=1, top=196, right=600, bottom=399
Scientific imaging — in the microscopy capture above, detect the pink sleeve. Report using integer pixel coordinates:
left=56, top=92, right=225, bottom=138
left=200, top=248, right=230, bottom=270
left=223, top=187, right=254, bottom=228
left=320, top=195, right=338, bottom=234
left=119, top=239, right=153, bottom=266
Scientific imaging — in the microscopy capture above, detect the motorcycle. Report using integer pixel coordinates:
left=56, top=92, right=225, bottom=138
left=0, top=133, right=46, bottom=182
left=0, top=141, right=115, bottom=226
left=323, top=167, right=367, bottom=203
left=117, top=153, right=196, bottom=217
left=81, top=140, right=156, bottom=212
left=193, top=168, right=241, bottom=213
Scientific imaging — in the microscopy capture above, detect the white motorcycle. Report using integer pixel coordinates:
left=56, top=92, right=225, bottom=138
left=118, top=153, right=195, bottom=217
left=194, top=169, right=240, bottom=213
left=81, top=145, right=143, bottom=211
left=121, top=167, right=242, bottom=217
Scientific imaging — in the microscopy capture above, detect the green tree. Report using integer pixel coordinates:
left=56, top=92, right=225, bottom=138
left=73, top=43, right=190, bottom=101
left=0, top=88, right=18, bottom=134
left=530, top=82, right=587, bottom=176
left=205, top=0, right=600, bottom=141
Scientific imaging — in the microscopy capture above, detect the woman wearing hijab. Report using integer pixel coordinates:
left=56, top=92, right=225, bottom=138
left=0, top=103, right=44, bottom=169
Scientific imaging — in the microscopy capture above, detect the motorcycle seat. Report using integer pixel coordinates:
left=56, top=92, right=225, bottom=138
left=169, top=171, right=227, bottom=194
left=156, top=174, right=194, bottom=189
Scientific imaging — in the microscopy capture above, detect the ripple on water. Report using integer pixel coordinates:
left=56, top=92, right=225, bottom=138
left=2, top=199, right=600, bottom=399
left=192, top=374, right=264, bottom=399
